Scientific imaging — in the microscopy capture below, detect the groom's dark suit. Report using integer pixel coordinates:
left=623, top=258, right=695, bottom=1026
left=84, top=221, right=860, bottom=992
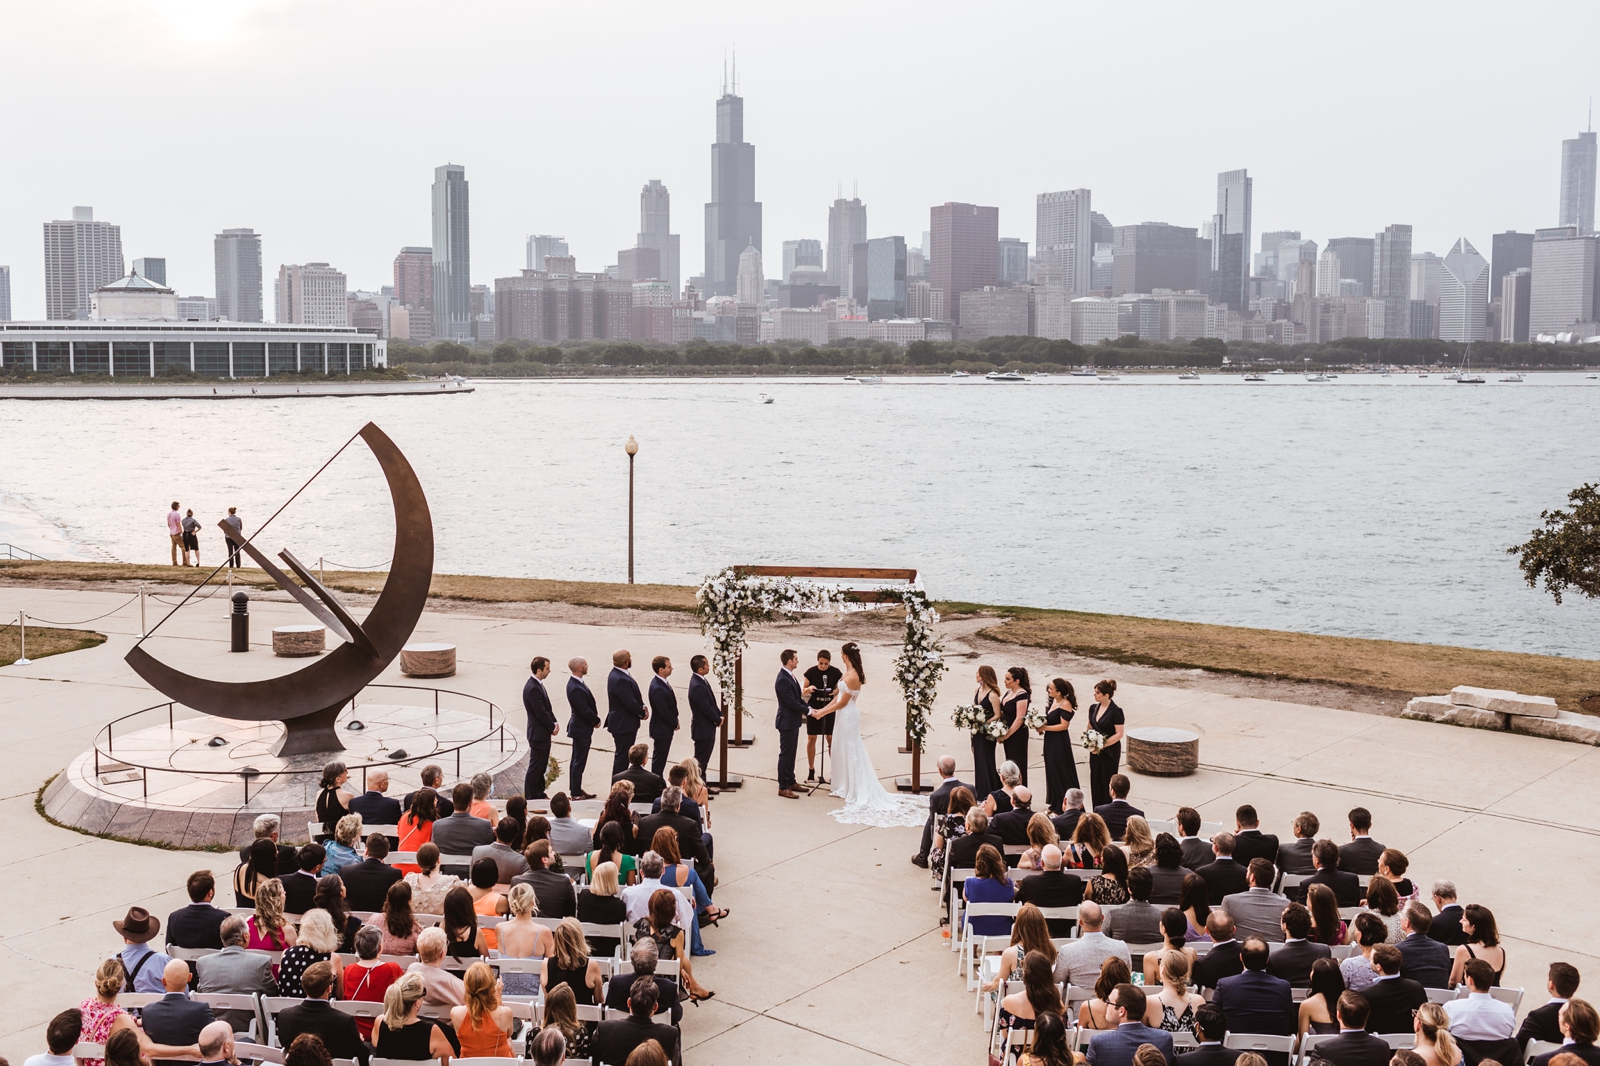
left=775, top=666, right=808, bottom=794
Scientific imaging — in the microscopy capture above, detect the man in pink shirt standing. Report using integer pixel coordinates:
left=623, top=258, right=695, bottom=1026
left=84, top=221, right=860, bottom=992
left=166, top=502, right=183, bottom=565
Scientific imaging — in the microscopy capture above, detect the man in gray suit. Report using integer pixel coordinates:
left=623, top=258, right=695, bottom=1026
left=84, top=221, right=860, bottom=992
left=431, top=782, right=495, bottom=875
left=1087, top=983, right=1176, bottom=1066
left=195, top=917, right=277, bottom=1033
left=1106, top=867, right=1164, bottom=945
left=1221, top=858, right=1292, bottom=942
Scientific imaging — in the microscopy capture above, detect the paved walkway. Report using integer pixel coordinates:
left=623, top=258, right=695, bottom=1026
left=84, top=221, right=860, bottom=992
left=0, top=584, right=1596, bottom=1064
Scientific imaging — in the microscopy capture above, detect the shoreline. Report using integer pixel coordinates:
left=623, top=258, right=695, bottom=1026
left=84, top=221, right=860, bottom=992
left=0, top=379, right=472, bottom=400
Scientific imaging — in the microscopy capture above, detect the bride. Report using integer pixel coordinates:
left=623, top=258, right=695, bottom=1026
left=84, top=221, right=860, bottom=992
left=809, top=642, right=927, bottom=828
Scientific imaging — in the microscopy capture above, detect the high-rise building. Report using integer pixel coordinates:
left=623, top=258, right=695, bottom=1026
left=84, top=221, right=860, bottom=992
left=637, top=180, right=680, bottom=294
left=782, top=239, right=823, bottom=283
left=1036, top=189, right=1093, bottom=294
left=44, top=207, right=124, bottom=320
left=1489, top=231, right=1535, bottom=299
left=906, top=279, right=943, bottom=321
left=1373, top=224, right=1413, bottom=338
left=827, top=196, right=867, bottom=292
left=1529, top=226, right=1600, bottom=334
left=864, top=236, right=907, bottom=321
left=1211, top=169, right=1252, bottom=310
left=1325, top=237, right=1375, bottom=297
left=0, top=266, right=10, bottom=321
left=1501, top=268, right=1532, bottom=342
left=957, top=286, right=1030, bottom=340
left=998, top=238, right=1029, bottom=285
left=617, top=247, right=662, bottom=282
left=132, top=258, right=166, bottom=286
left=704, top=78, right=761, bottom=297
left=1409, top=252, right=1442, bottom=339
left=735, top=245, right=763, bottom=307
left=1560, top=129, right=1597, bottom=234
left=393, top=247, right=432, bottom=311
left=929, top=202, right=999, bottom=325
left=176, top=295, right=216, bottom=321
left=214, top=228, right=263, bottom=323
left=276, top=263, right=348, bottom=327
left=1111, top=223, right=1199, bottom=295
left=1255, top=229, right=1300, bottom=278
left=431, top=164, right=470, bottom=340
left=1316, top=249, right=1343, bottom=298
left=1439, top=239, right=1489, bottom=342
left=1278, top=239, right=1317, bottom=296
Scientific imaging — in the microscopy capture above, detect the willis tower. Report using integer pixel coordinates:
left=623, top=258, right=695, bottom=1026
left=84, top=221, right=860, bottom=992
left=704, top=65, right=761, bottom=296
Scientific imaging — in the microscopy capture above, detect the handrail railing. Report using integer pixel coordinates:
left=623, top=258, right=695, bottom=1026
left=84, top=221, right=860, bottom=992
left=0, top=543, right=48, bottom=561
left=92, top=683, right=508, bottom=805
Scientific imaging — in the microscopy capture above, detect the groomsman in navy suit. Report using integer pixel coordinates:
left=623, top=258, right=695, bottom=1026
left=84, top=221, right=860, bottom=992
left=566, top=657, right=601, bottom=799
left=606, top=649, right=649, bottom=776
left=647, top=656, right=680, bottom=777
left=774, top=649, right=810, bottom=799
left=688, top=655, right=722, bottom=780
left=523, top=656, right=558, bottom=800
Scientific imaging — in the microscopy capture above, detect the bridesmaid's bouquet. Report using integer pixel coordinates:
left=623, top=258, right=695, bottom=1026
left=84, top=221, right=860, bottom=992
left=1023, top=706, right=1049, bottom=732
left=952, top=704, right=1006, bottom=738
left=1081, top=729, right=1108, bottom=754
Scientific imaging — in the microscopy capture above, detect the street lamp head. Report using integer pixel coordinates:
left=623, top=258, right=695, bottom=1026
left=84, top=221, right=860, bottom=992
left=625, top=435, right=639, bottom=456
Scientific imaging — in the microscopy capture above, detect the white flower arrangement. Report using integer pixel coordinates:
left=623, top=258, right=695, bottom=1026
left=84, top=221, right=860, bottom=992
left=1023, top=705, right=1049, bottom=733
left=953, top=702, right=1006, bottom=739
left=1081, top=729, right=1107, bottom=755
left=890, top=586, right=948, bottom=750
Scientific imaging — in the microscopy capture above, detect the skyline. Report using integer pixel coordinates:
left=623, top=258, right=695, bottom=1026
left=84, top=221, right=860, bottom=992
left=1, top=2, right=1597, bottom=317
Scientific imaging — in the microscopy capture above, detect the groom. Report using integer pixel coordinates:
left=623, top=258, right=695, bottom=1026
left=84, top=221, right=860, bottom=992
left=774, top=649, right=810, bottom=799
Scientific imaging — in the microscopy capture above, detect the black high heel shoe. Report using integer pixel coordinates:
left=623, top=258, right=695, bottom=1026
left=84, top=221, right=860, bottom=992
left=689, top=990, right=717, bottom=1006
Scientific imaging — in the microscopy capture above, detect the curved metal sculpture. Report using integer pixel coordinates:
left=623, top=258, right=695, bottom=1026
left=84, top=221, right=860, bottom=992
left=125, top=422, right=434, bottom=756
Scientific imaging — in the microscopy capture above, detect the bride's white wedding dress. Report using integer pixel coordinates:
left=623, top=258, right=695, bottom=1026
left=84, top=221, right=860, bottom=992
left=826, top=680, right=927, bottom=828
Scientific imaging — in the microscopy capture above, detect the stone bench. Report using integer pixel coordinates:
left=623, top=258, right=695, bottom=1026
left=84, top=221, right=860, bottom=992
left=401, top=642, right=456, bottom=678
left=1125, top=726, right=1199, bottom=776
left=271, top=625, right=325, bottom=657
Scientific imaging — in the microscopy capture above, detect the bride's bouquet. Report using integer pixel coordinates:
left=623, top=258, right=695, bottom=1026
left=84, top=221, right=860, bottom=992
left=952, top=703, right=1006, bottom=739
left=1081, top=729, right=1108, bottom=754
left=1023, top=705, right=1048, bottom=732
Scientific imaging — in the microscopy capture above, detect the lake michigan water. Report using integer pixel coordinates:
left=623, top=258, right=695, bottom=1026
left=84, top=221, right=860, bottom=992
left=3, top=372, right=1598, bottom=658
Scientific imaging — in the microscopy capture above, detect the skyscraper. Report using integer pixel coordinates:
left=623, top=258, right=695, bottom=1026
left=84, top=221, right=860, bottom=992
left=1036, top=189, right=1093, bottom=293
left=1255, top=230, right=1300, bottom=279
left=393, top=247, right=433, bottom=311
left=782, top=239, right=823, bottom=283
left=864, top=236, right=907, bottom=321
left=1111, top=223, right=1199, bottom=295
left=1211, top=169, right=1252, bottom=310
left=827, top=196, right=867, bottom=292
left=1325, top=237, right=1375, bottom=297
left=735, top=245, right=763, bottom=306
left=526, top=235, right=568, bottom=272
left=132, top=258, right=166, bottom=286
left=44, top=207, right=124, bottom=320
left=637, top=180, right=680, bottom=293
left=929, top=202, right=999, bottom=325
left=276, top=262, right=348, bottom=326
left=1529, top=226, right=1600, bottom=334
left=0, top=266, right=10, bottom=321
left=1373, top=224, right=1413, bottom=338
left=431, top=164, right=471, bottom=340
left=214, top=228, right=263, bottom=323
left=1409, top=251, right=1442, bottom=339
left=1439, top=238, right=1489, bottom=342
left=704, top=75, right=761, bottom=297
left=1501, top=268, right=1532, bottom=342
left=1490, top=231, right=1535, bottom=297
left=1560, top=128, right=1597, bottom=234
left=998, top=238, right=1029, bottom=285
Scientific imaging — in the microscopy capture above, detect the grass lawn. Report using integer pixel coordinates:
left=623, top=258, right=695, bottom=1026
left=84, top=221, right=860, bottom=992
left=0, top=623, right=105, bottom=667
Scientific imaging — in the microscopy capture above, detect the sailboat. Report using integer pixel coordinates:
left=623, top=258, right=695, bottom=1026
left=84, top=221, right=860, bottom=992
left=1456, top=343, right=1486, bottom=384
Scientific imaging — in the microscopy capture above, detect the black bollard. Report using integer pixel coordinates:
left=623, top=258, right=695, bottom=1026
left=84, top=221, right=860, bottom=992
left=230, top=592, right=249, bottom=652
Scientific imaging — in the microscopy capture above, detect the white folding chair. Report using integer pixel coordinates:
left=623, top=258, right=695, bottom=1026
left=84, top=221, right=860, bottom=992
left=655, top=958, right=681, bottom=978
left=1224, top=1033, right=1296, bottom=1056
left=1279, top=873, right=1309, bottom=891
left=234, top=1043, right=285, bottom=1065
left=1329, top=944, right=1358, bottom=960
left=331, top=1001, right=386, bottom=1021
left=1171, top=1032, right=1199, bottom=1051
left=1298, top=1032, right=1339, bottom=1066
left=386, top=852, right=418, bottom=867
left=575, top=1003, right=605, bottom=1024
left=1527, top=1040, right=1564, bottom=1065
left=1338, top=907, right=1361, bottom=920
left=1146, top=819, right=1178, bottom=837
left=168, top=946, right=219, bottom=961
left=959, top=904, right=1018, bottom=985
left=117, top=993, right=166, bottom=1009
left=1425, top=987, right=1460, bottom=1004
left=260, top=997, right=304, bottom=1047
left=1291, top=987, right=1311, bottom=1003
left=372, top=1060, right=440, bottom=1066
left=378, top=954, right=419, bottom=968
left=1124, top=941, right=1164, bottom=968
left=71, top=1044, right=105, bottom=1063
left=964, top=932, right=1014, bottom=992
left=1199, top=821, right=1225, bottom=838
left=193, top=993, right=265, bottom=1042
left=1490, top=986, right=1524, bottom=1010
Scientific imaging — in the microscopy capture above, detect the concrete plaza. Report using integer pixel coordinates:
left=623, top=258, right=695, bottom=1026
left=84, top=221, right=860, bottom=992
left=0, top=582, right=1596, bottom=1064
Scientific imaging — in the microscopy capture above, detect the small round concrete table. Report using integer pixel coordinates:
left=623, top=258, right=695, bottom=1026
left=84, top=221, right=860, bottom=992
left=401, top=642, right=457, bottom=678
left=271, top=625, right=326, bottom=657
left=1125, top=726, right=1199, bottom=776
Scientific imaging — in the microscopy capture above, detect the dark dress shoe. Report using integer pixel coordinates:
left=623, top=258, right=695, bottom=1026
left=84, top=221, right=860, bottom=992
left=778, top=789, right=800, bottom=799
left=911, top=853, right=929, bottom=868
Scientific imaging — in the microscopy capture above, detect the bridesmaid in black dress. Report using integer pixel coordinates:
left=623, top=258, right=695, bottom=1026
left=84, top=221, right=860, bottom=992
left=1087, top=679, right=1126, bottom=809
left=999, top=668, right=1032, bottom=788
left=1041, top=678, right=1080, bottom=814
left=970, top=666, right=1003, bottom=800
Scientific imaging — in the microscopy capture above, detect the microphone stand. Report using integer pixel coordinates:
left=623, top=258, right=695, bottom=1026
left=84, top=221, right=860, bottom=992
left=807, top=693, right=832, bottom=796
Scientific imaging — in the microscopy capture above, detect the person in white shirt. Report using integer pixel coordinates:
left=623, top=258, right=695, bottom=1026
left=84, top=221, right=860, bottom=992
left=1053, top=900, right=1132, bottom=986
left=22, top=1008, right=82, bottom=1066
left=620, top=851, right=694, bottom=932
left=1445, top=958, right=1517, bottom=1040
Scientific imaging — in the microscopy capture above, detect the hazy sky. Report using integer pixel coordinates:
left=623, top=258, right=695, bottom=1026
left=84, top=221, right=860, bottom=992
left=2, top=1, right=1596, bottom=318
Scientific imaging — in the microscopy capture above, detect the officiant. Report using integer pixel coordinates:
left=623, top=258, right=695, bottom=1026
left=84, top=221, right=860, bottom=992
left=803, top=649, right=841, bottom=785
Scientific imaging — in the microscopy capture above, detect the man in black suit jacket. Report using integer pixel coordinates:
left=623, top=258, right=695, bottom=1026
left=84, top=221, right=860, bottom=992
left=279, top=844, right=324, bottom=915
left=592, top=977, right=679, bottom=1066
left=167, top=872, right=227, bottom=952
left=1362, top=945, right=1427, bottom=1034
left=774, top=650, right=809, bottom=797
left=348, top=770, right=403, bottom=834
left=687, top=655, right=722, bottom=781
left=273, top=962, right=370, bottom=1065
left=1197, top=833, right=1250, bottom=904
left=1232, top=805, right=1280, bottom=866
left=1427, top=884, right=1469, bottom=947
left=1518, top=963, right=1581, bottom=1052
left=991, top=785, right=1037, bottom=848
left=523, top=657, right=559, bottom=800
left=1304, top=839, right=1363, bottom=907
left=1177, top=807, right=1214, bottom=870
left=1529, top=1000, right=1600, bottom=1066
left=914, top=755, right=966, bottom=867
left=604, top=938, right=683, bottom=1025
left=566, top=658, right=602, bottom=799
left=141, top=959, right=216, bottom=1053
left=1194, top=912, right=1243, bottom=990
left=606, top=649, right=649, bottom=776
left=1186, top=1004, right=1243, bottom=1066
left=1266, top=904, right=1331, bottom=986
left=401, top=764, right=454, bottom=817
left=613, top=742, right=668, bottom=805
left=339, top=835, right=403, bottom=912
left=237, top=815, right=298, bottom=872
left=1395, top=902, right=1452, bottom=989
left=1214, top=937, right=1295, bottom=1036
left=1275, top=812, right=1319, bottom=900
left=1093, top=775, right=1143, bottom=840
left=646, top=656, right=680, bottom=778
left=1309, top=992, right=1394, bottom=1066
left=1014, top=845, right=1085, bottom=936
left=1338, top=808, right=1385, bottom=876
left=1053, top=789, right=1085, bottom=841
left=637, top=787, right=712, bottom=882
left=510, top=840, right=577, bottom=918
left=947, top=813, right=1002, bottom=872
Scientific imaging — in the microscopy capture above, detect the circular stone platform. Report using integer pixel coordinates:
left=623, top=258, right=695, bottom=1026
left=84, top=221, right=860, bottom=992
left=401, top=642, right=456, bottom=677
left=41, top=702, right=524, bottom=849
left=272, top=625, right=326, bottom=657
left=1125, top=726, right=1200, bottom=776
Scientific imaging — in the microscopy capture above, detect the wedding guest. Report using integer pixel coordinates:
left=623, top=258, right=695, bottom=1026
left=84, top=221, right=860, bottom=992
left=341, top=834, right=403, bottom=913
left=402, top=843, right=460, bottom=914
left=984, top=903, right=1059, bottom=994
left=450, top=962, right=515, bottom=1059
left=1000, top=667, right=1033, bottom=787
left=1149, top=834, right=1187, bottom=904
left=547, top=793, right=592, bottom=858
left=1087, top=982, right=1173, bottom=1065
left=315, top=762, right=355, bottom=841
left=593, top=785, right=640, bottom=856
left=363, top=881, right=421, bottom=956
left=443, top=883, right=488, bottom=959
left=987, top=760, right=1023, bottom=817
left=278, top=908, right=344, bottom=997
left=1338, top=809, right=1384, bottom=876
left=248, top=879, right=296, bottom=956
left=971, top=666, right=1005, bottom=800
left=279, top=843, right=326, bottom=915
left=407, top=928, right=466, bottom=1006
left=1267, top=903, right=1331, bottom=986
left=1221, top=859, right=1290, bottom=942
left=1122, top=816, right=1157, bottom=868
left=1518, top=963, right=1581, bottom=1051
left=964, top=845, right=1016, bottom=938
left=613, top=743, right=666, bottom=806
left=402, top=765, right=454, bottom=817
left=1306, top=839, right=1363, bottom=907
left=1187, top=1004, right=1240, bottom=1066
left=1214, top=937, right=1295, bottom=1038
left=1142, top=908, right=1199, bottom=986
left=1086, top=680, right=1127, bottom=810
left=1079, top=956, right=1134, bottom=1031
left=396, top=790, right=438, bottom=875
left=1087, top=842, right=1131, bottom=906
left=1308, top=884, right=1347, bottom=947
left=1427, top=882, right=1468, bottom=948
left=26, top=1008, right=83, bottom=1066
left=1054, top=788, right=1087, bottom=841
left=496, top=883, right=555, bottom=998
left=1107, top=867, right=1162, bottom=943
left=1181, top=874, right=1214, bottom=943
left=1067, top=812, right=1112, bottom=870
left=949, top=808, right=1004, bottom=872
left=1194, top=912, right=1242, bottom=990
left=510, top=840, right=576, bottom=919
left=632, top=893, right=713, bottom=1003
left=992, top=784, right=1037, bottom=849
left=349, top=770, right=403, bottom=830
left=591, top=977, right=678, bottom=1066
left=1094, top=774, right=1143, bottom=842
left=1310, top=992, right=1392, bottom=1066
left=1529, top=1000, right=1600, bottom=1066
left=1396, top=903, right=1451, bottom=989
left=1225, top=805, right=1277, bottom=866
left=1341, top=913, right=1389, bottom=993
left=432, top=782, right=496, bottom=875
left=1377, top=850, right=1417, bottom=903
left=999, top=951, right=1065, bottom=1036
left=1362, top=877, right=1405, bottom=944
left=77, top=958, right=198, bottom=1066
left=534, top=984, right=590, bottom=1061
left=1412, top=1003, right=1461, bottom=1066
left=237, top=813, right=297, bottom=872
left=1016, top=812, right=1061, bottom=870
left=470, top=818, right=531, bottom=885
left=1276, top=812, right=1320, bottom=893
left=195, top=917, right=278, bottom=1033
left=139, top=958, right=215, bottom=1049
left=1197, top=833, right=1250, bottom=905
left=1021, top=1011, right=1075, bottom=1066
left=232, top=838, right=278, bottom=909
left=1040, top=678, right=1080, bottom=814
left=1055, top=901, right=1132, bottom=987
left=587, top=820, right=638, bottom=883
left=1177, top=807, right=1213, bottom=870
left=1363, top=945, right=1427, bottom=1035
left=275, top=962, right=367, bottom=1065
left=1145, top=949, right=1204, bottom=1036
left=321, top=816, right=363, bottom=879
left=1013, top=844, right=1084, bottom=937
left=1448, top=905, right=1506, bottom=989
left=1296, top=958, right=1347, bottom=1044
left=166, top=871, right=227, bottom=953
left=605, top=937, right=682, bottom=1027
left=1445, top=959, right=1516, bottom=1041
left=341, top=925, right=401, bottom=1040
left=576, top=862, right=628, bottom=959
left=371, top=972, right=458, bottom=1061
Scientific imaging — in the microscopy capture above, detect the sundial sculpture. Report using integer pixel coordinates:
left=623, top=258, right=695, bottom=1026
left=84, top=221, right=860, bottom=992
left=124, top=422, right=434, bottom=757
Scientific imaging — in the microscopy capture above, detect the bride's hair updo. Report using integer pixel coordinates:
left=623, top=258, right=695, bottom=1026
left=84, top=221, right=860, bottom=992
left=840, top=641, right=865, bottom=682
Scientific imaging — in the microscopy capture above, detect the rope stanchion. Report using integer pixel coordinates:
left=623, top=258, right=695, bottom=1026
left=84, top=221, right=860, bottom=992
left=22, top=592, right=142, bottom=627
left=320, top=558, right=390, bottom=570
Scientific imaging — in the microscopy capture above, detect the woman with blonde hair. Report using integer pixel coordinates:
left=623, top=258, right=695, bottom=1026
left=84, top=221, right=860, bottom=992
left=247, top=877, right=297, bottom=961
left=677, top=757, right=713, bottom=827
left=577, top=860, right=628, bottom=959
left=983, top=903, right=1057, bottom=994
left=278, top=908, right=345, bottom=996
left=625, top=1042, right=670, bottom=1066
left=1066, top=811, right=1111, bottom=870
left=1144, top=947, right=1203, bottom=1034
left=76, top=959, right=199, bottom=1066
left=535, top=982, right=591, bottom=1060
left=495, top=882, right=554, bottom=998
left=1121, top=815, right=1156, bottom=867
left=450, top=961, right=514, bottom=1058
left=1413, top=1002, right=1462, bottom=1066
left=372, top=971, right=457, bottom=1060
left=1016, top=813, right=1060, bottom=871
left=542, top=916, right=605, bottom=1004
left=322, top=813, right=364, bottom=877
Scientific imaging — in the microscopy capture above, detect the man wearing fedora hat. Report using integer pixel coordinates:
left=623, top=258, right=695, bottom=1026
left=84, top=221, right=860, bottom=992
left=116, top=906, right=176, bottom=994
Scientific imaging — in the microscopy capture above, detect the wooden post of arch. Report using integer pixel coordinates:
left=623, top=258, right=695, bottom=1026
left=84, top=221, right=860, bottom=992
left=713, top=565, right=925, bottom=793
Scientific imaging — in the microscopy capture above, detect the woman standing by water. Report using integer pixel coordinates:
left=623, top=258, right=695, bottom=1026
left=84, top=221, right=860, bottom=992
left=1040, top=678, right=1079, bottom=815
left=971, top=666, right=1004, bottom=799
left=1086, top=679, right=1126, bottom=809
left=999, top=668, right=1032, bottom=788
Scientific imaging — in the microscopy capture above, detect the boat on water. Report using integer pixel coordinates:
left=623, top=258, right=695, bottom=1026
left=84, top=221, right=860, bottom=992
left=1270, top=368, right=1285, bottom=375
left=1032, top=372, right=1050, bottom=379
left=1097, top=373, right=1121, bottom=381
left=1178, top=371, right=1200, bottom=380
left=950, top=370, right=970, bottom=378
left=1070, top=368, right=1098, bottom=377
left=1456, top=344, right=1485, bottom=384
left=855, top=375, right=884, bottom=385
left=985, top=371, right=1027, bottom=382
left=1243, top=374, right=1266, bottom=382
left=758, top=392, right=774, bottom=404
left=1418, top=373, right=1429, bottom=378
left=1499, top=374, right=1525, bottom=383
left=1306, top=373, right=1330, bottom=382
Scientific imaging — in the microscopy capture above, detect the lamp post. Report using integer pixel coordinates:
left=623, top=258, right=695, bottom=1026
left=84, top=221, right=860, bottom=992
left=625, top=435, right=639, bottom=584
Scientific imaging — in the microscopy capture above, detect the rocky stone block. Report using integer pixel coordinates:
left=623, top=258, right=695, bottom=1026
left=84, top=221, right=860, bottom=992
left=1450, top=686, right=1559, bottom=718
left=1509, top=710, right=1600, bottom=746
left=1402, top=695, right=1508, bottom=731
